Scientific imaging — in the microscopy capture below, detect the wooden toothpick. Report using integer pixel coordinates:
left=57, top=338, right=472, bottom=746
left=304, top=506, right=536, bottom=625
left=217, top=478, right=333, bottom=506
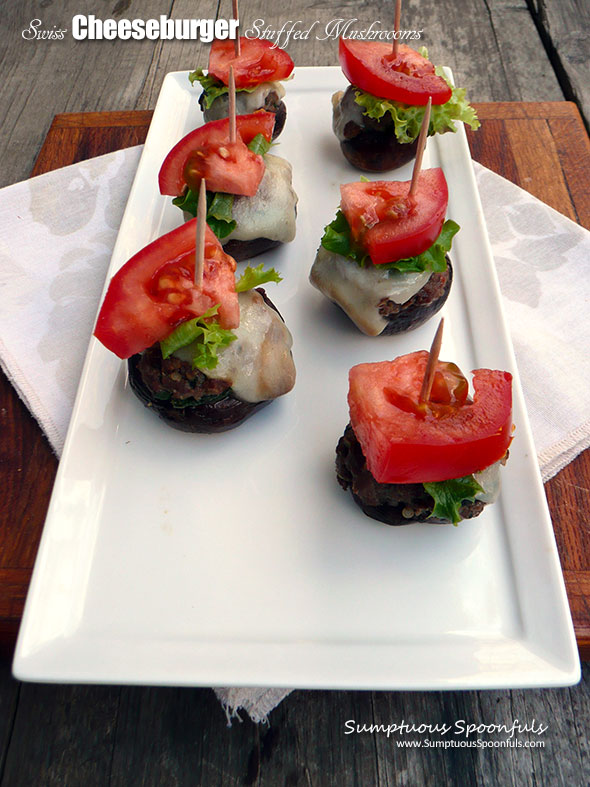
left=409, top=96, right=432, bottom=198
left=392, top=0, right=402, bottom=57
left=194, top=178, right=207, bottom=289
left=419, top=318, right=444, bottom=404
left=228, top=65, right=237, bottom=144
left=232, top=0, right=241, bottom=56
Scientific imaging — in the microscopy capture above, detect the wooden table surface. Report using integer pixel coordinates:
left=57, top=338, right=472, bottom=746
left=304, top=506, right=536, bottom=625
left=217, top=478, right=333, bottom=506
left=1, top=1, right=590, bottom=782
left=2, top=101, right=589, bottom=656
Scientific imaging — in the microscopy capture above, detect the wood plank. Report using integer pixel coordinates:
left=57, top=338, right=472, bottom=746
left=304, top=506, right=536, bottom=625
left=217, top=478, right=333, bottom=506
left=258, top=691, right=382, bottom=787
left=471, top=101, right=590, bottom=229
left=1, top=677, right=588, bottom=785
left=503, top=118, right=578, bottom=221
left=467, top=118, right=520, bottom=183
left=371, top=690, right=479, bottom=785
left=472, top=690, right=537, bottom=785
left=466, top=107, right=581, bottom=223
left=51, top=111, right=154, bottom=129
left=0, top=0, right=211, bottom=190
left=0, top=662, right=20, bottom=781
left=474, top=101, right=578, bottom=119
left=110, top=686, right=256, bottom=786
left=568, top=663, right=590, bottom=770
left=135, top=0, right=220, bottom=109
left=440, top=0, right=561, bottom=102
left=0, top=624, right=20, bottom=660
left=549, top=116, right=590, bottom=228
left=564, top=570, right=590, bottom=596
left=526, top=0, right=590, bottom=126
left=499, top=684, right=585, bottom=784
left=1, top=680, right=120, bottom=786
left=0, top=571, right=29, bottom=619
left=0, top=368, right=56, bottom=574
left=549, top=473, right=590, bottom=577
left=31, top=124, right=148, bottom=177
left=547, top=461, right=590, bottom=661
left=29, top=128, right=83, bottom=179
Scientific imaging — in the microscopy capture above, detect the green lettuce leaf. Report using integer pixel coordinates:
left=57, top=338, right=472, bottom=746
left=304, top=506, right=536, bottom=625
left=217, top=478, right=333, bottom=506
left=377, top=220, right=459, bottom=273
left=172, top=190, right=237, bottom=239
left=159, top=305, right=237, bottom=370
left=171, top=190, right=196, bottom=213
left=320, top=210, right=371, bottom=266
left=207, top=191, right=235, bottom=236
left=423, top=476, right=484, bottom=526
left=188, top=68, right=261, bottom=109
left=235, top=263, right=283, bottom=292
left=352, top=49, right=479, bottom=144
left=247, top=133, right=272, bottom=157
left=188, top=68, right=230, bottom=109
left=320, top=211, right=459, bottom=274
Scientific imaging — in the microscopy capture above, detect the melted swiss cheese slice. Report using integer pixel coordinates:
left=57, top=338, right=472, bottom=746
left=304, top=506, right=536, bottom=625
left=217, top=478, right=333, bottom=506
left=224, top=154, right=297, bottom=244
left=201, top=289, right=295, bottom=403
left=309, top=246, right=432, bottom=336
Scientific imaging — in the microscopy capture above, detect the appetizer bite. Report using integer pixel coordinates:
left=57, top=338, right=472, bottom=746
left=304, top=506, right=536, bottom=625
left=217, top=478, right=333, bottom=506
left=332, top=33, right=479, bottom=171
left=189, top=37, right=294, bottom=139
left=336, top=321, right=513, bottom=526
left=311, top=106, right=458, bottom=336
left=159, top=107, right=297, bottom=262
left=94, top=189, right=295, bottom=432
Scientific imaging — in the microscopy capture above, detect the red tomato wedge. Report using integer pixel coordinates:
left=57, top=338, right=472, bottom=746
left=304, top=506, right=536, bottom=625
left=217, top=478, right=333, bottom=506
left=340, top=168, right=448, bottom=264
left=158, top=112, right=275, bottom=198
left=348, top=352, right=513, bottom=484
left=209, top=37, right=294, bottom=88
left=94, top=221, right=239, bottom=360
left=339, top=39, right=451, bottom=106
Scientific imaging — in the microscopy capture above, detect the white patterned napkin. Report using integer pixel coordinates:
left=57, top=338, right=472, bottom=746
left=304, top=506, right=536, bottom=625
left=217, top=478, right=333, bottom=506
left=473, top=166, right=590, bottom=480
left=1, top=147, right=589, bottom=721
left=0, top=149, right=140, bottom=452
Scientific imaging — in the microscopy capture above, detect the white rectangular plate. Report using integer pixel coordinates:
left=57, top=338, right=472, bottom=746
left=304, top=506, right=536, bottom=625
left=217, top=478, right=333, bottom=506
left=14, top=68, right=580, bottom=689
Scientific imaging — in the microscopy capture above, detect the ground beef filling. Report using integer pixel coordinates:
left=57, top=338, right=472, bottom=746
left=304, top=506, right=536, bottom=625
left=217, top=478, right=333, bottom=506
left=136, top=344, right=230, bottom=403
left=336, top=424, right=485, bottom=526
left=263, top=90, right=281, bottom=112
left=378, top=265, right=451, bottom=319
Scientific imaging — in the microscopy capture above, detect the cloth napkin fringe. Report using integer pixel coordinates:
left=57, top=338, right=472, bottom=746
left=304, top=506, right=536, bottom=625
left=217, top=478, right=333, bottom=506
left=215, top=688, right=291, bottom=726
